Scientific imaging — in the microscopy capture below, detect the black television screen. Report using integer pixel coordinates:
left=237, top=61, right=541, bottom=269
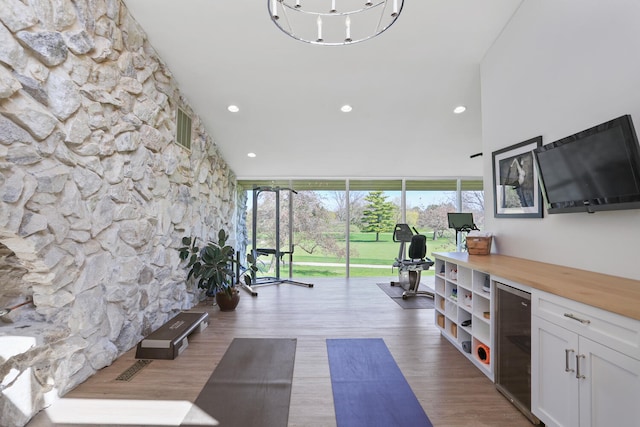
left=447, top=212, right=476, bottom=230
left=533, top=115, right=640, bottom=213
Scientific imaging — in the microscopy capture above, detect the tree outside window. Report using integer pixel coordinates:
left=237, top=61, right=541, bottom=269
left=361, top=191, right=397, bottom=242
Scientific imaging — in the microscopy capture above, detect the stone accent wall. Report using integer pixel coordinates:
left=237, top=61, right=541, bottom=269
left=235, top=187, right=248, bottom=263
left=0, top=1, right=238, bottom=425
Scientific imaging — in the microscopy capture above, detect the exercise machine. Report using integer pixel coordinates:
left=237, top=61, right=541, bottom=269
left=240, top=186, right=313, bottom=296
left=135, top=312, right=209, bottom=360
left=390, top=224, right=434, bottom=300
left=447, top=212, right=479, bottom=251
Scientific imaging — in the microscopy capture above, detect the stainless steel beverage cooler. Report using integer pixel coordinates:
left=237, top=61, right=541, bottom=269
left=495, top=282, right=541, bottom=424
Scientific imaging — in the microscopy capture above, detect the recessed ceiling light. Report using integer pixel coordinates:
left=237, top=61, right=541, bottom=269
left=247, top=152, right=256, bottom=158
left=341, top=105, right=353, bottom=113
left=453, top=105, right=466, bottom=114
left=228, top=105, right=240, bottom=113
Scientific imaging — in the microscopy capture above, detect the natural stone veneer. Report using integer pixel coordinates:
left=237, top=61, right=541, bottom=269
left=0, top=1, right=240, bottom=425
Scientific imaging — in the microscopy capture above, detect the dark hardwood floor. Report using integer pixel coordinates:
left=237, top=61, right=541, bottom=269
left=28, top=277, right=532, bottom=427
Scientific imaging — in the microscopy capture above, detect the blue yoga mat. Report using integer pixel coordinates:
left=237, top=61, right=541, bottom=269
left=327, top=338, right=433, bottom=427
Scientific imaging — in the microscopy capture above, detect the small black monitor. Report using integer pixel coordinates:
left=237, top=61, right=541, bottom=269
left=447, top=213, right=475, bottom=230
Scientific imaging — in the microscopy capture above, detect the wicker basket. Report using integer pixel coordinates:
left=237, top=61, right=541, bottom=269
left=466, top=236, right=493, bottom=255
left=437, top=314, right=445, bottom=328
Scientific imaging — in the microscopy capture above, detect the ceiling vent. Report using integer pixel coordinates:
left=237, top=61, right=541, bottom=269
left=176, top=108, right=192, bottom=150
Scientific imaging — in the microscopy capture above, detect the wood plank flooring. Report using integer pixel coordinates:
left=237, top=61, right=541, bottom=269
left=28, top=277, right=532, bottom=427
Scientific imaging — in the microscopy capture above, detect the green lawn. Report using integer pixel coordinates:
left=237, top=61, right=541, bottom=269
left=254, top=231, right=457, bottom=278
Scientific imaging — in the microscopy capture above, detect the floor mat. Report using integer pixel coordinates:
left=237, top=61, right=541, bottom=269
left=376, top=282, right=435, bottom=309
left=186, top=338, right=297, bottom=427
left=327, top=338, right=433, bottom=427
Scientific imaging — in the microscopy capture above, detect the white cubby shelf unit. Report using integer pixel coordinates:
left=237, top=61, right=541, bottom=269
left=434, top=256, right=494, bottom=380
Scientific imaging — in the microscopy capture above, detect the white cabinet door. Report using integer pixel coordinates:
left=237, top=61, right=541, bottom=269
left=578, top=337, right=640, bottom=427
left=532, top=316, right=579, bottom=427
left=534, top=316, right=640, bottom=427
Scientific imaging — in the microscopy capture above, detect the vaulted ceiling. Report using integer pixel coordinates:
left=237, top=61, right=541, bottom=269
left=123, top=0, right=523, bottom=179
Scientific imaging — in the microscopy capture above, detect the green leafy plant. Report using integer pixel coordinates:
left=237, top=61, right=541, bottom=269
left=178, top=229, right=257, bottom=297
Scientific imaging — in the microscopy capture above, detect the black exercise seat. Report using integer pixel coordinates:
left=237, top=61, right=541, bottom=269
left=256, top=248, right=276, bottom=256
left=255, top=248, right=292, bottom=263
left=391, top=224, right=434, bottom=300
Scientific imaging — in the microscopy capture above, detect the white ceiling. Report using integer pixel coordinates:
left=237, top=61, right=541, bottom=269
left=123, top=0, right=523, bottom=180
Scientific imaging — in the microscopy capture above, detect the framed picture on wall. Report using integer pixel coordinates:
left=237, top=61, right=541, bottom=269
left=492, top=136, right=543, bottom=218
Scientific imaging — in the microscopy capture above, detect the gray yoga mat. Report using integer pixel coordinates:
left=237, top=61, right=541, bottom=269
left=376, top=283, right=435, bottom=309
left=187, top=338, right=297, bottom=427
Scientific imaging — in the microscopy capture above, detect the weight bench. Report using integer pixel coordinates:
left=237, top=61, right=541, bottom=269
left=241, top=246, right=313, bottom=295
left=390, top=224, right=435, bottom=300
left=135, top=311, right=209, bottom=360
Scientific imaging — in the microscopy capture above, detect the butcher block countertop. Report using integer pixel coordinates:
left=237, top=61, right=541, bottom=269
left=433, top=252, right=640, bottom=321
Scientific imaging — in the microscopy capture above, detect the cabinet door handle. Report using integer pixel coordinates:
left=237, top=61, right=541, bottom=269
left=564, top=313, right=591, bottom=324
left=565, top=349, right=575, bottom=372
left=575, top=354, right=586, bottom=379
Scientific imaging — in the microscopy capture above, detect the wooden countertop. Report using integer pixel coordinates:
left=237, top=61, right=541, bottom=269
left=433, top=252, right=640, bottom=321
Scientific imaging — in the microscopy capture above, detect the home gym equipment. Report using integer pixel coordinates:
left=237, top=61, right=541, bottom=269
left=135, top=311, right=209, bottom=360
left=447, top=212, right=479, bottom=250
left=475, top=341, right=491, bottom=364
left=390, top=224, right=435, bottom=300
left=241, top=186, right=313, bottom=296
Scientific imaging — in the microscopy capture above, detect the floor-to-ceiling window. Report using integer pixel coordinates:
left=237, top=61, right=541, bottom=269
left=245, top=181, right=291, bottom=281
left=244, top=180, right=348, bottom=279
left=290, top=181, right=347, bottom=278
left=405, top=179, right=485, bottom=254
left=347, top=180, right=402, bottom=277
left=405, top=179, right=458, bottom=259
left=239, top=178, right=483, bottom=279
left=461, top=180, right=485, bottom=230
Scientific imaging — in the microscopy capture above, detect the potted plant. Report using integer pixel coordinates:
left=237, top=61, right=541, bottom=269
left=178, top=229, right=257, bottom=311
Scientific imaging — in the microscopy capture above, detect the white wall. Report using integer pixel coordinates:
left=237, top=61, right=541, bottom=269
left=481, top=0, right=640, bottom=280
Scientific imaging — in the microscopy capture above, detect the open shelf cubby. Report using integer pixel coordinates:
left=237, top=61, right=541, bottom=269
left=473, top=293, right=491, bottom=323
left=433, top=254, right=494, bottom=381
left=457, top=266, right=472, bottom=289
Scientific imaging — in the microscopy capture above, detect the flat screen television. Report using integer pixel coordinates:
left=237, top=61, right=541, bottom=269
left=533, top=114, right=640, bottom=214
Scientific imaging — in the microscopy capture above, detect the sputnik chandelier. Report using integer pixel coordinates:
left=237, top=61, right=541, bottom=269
left=268, top=0, right=404, bottom=46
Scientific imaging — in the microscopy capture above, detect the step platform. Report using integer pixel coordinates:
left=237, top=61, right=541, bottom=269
left=135, top=311, right=209, bottom=360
